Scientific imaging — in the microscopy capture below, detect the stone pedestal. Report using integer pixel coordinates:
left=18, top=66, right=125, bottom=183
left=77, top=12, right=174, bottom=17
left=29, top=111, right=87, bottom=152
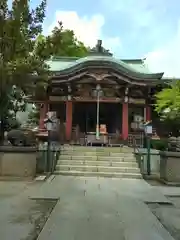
left=160, top=151, right=180, bottom=185
left=0, top=146, right=37, bottom=179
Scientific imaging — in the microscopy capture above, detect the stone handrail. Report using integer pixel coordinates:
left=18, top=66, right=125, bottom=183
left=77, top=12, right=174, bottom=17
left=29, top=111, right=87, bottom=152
left=160, top=151, right=180, bottom=158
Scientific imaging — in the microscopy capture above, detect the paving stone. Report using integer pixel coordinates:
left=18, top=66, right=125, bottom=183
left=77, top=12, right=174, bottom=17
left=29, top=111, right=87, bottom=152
left=36, top=176, right=175, bottom=240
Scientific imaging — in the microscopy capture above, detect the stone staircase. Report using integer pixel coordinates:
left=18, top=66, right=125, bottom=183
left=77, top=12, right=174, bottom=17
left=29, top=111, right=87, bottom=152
left=55, top=146, right=142, bottom=179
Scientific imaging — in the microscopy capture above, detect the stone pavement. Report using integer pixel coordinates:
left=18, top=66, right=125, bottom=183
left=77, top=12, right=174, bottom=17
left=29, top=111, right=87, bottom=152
left=0, top=181, right=56, bottom=240
left=0, top=177, right=180, bottom=240
left=28, top=176, right=175, bottom=240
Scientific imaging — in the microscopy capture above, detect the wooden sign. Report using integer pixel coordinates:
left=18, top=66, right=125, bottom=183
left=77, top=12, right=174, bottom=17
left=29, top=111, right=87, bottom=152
left=49, top=96, right=66, bottom=101
left=129, top=98, right=145, bottom=104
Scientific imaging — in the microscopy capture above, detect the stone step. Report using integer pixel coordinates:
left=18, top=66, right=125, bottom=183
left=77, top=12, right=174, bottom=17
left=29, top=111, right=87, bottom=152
left=56, top=165, right=140, bottom=173
left=57, top=160, right=138, bottom=167
left=60, top=150, right=134, bottom=157
left=54, top=170, right=142, bottom=179
left=60, top=146, right=133, bottom=153
left=59, top=155, right=136, bottom=162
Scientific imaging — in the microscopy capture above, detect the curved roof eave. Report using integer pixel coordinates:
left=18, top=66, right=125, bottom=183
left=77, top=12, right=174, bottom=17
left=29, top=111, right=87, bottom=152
left=49, top=56, right=164, bottom=80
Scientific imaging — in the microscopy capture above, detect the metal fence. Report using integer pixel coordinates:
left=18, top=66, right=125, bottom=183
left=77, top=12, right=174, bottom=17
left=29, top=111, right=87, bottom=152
left=36, top=141, right=61, bottom=174
left=128, top=133, right=144, bottom=148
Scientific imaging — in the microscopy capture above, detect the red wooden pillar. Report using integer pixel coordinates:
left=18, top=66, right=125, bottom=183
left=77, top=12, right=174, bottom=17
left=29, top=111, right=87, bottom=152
left=66, top=101, right=73, bottom=141
left=122, top=102, right=129, bottom=140
left=145, top=105, right=151, bottom=122
left=39, top=102, right=48, bottom=130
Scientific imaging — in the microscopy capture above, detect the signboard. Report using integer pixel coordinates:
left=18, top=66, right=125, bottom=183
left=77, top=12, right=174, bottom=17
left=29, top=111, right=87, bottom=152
left=145, top=125, right=152, bottom=134
left=49, top=96, right=66, bottom=101
left=129, top=98, right=146, bottom=104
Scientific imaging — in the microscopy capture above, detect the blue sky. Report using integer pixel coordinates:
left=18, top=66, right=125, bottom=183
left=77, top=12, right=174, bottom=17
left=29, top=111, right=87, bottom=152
left=11, top=0, right=180, bottom=76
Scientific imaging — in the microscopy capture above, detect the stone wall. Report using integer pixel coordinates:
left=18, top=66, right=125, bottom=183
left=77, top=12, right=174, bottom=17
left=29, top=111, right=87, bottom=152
left=0, top=146, right=37, bottom=179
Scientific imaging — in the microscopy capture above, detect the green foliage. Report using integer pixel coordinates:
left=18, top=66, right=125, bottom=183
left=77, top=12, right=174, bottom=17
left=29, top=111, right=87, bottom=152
left=0, top=0, right=48, bottom=142
left=150, top=139, right=168, bottom=151
left=34, top=22, right=88, bottom=60
left=27, top=105, right=40, bottom=125
left=0, top=1, right=88, bottom=143
left=155, top=81, right=180, bottom=120
left=154, top=81, right=180, bottom=136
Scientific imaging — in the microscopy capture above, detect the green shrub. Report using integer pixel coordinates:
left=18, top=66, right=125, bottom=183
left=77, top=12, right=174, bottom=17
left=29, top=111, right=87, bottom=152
left=150, top=139, right=168, bottom=151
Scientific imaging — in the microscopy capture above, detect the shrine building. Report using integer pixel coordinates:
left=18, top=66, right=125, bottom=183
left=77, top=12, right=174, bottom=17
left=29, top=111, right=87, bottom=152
left=38, top=40, right=171, bottom=145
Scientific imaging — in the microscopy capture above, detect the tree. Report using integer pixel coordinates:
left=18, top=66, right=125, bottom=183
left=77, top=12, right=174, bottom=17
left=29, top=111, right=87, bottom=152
left=3, top=85, right=26, bottom=130
left=155, top=81, right=180, bottom=136
left=0, top=0, right=48, bottom=143
left=29, top=22, right=88, bottom=125
left=155, top=81, right=180, bottom=119
left=34, top=21, right=88, bottom=60
left=0, top=0, right=88, bottom=144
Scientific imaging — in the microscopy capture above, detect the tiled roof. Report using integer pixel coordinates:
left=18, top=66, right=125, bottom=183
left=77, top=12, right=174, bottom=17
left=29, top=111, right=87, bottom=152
left=46, top=55, right=163, bottom=80
left=46, top=56, right=149, bottom=73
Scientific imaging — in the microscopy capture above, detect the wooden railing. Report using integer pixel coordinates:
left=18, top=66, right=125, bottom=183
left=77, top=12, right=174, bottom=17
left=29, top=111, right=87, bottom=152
left=70, top=127, right=145, bottom=148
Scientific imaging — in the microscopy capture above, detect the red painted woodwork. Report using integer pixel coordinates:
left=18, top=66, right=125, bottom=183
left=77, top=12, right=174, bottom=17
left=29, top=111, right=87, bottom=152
left=66, top=101, right=73, bottom=140
left=145, top=105, right=151, bottom=122
left=122, top=103, right=129, bottom=140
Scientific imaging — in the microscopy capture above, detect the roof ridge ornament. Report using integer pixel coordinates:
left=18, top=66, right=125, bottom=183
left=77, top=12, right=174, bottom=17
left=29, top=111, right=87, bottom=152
left=97, top=40, right=103, bottom=53
left=88, top=39, right=113, bottom=56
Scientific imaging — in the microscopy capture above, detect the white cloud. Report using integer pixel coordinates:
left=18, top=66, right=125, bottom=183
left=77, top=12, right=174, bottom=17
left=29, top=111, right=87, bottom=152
left=146, top=21, right=180, bottom=78
left=46, top=11, right=121, bottom=54
left=101, top=0, right=160, bottom=28
left=101, top=0, right=180, bottom=77
left=44, top=8, right=180, bottom=78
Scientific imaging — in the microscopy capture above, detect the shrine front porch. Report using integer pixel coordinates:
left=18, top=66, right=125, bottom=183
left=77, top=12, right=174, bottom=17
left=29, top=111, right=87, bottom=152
left=38, top=100, right=151, bottom=147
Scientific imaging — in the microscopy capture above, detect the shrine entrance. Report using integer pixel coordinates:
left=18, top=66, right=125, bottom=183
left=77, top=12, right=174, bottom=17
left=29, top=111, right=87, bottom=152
left=72, top=102, right=122, bottom=134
